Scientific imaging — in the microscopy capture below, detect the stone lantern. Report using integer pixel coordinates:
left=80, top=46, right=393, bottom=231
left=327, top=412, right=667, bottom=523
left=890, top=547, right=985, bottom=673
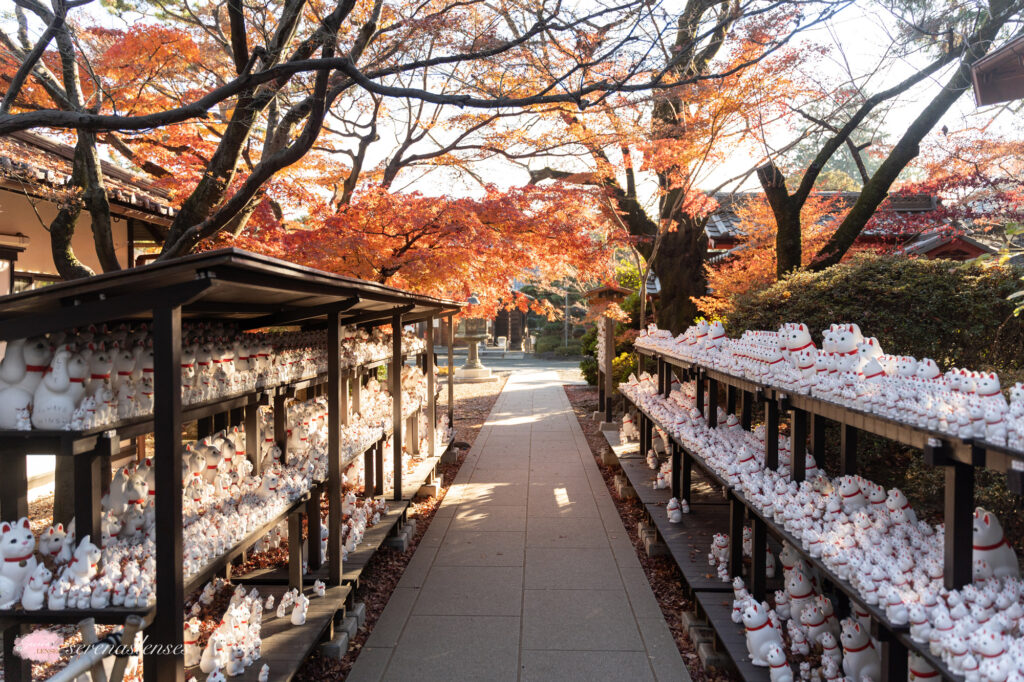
left=454, top=295, right=498, bottom=383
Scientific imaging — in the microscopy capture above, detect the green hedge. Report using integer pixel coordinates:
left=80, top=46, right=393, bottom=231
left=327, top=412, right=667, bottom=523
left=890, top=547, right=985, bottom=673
left=725, top=254, right=1024, bottom=379
left=725, top=255, right=1024, bottom=551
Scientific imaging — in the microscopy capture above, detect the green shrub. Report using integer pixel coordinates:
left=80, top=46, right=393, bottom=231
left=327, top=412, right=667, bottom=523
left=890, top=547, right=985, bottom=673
left=534, top=335, right=562, bottom=354
left=580, top=355, right=598, bottom=384
left=554, top=341, right=583, bottom=357
left=725, top=255, right=1024, bottom=380
left=612, top=351, right=637, bottom=386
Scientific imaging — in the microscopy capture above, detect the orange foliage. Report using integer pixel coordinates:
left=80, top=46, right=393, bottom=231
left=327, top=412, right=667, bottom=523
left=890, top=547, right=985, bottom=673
left=694, top=194, right=842, bottom=317
left=217, top=184, right=621, bottom=317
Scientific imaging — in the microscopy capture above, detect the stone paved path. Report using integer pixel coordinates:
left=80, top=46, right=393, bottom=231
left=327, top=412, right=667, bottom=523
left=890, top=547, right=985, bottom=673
left=350, top=369, right=690, bottom=681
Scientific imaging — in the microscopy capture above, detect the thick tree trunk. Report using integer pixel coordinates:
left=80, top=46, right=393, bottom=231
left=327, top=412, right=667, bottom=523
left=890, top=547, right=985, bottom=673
left=756, top=162, right=802, bottom=277
left=652, top=222, right=707, bottom=331
left=78, top=130, right=120, bottom=273
left=49, top=135, right=96, bottom=280
left=50, top=207, right=94, bottom=279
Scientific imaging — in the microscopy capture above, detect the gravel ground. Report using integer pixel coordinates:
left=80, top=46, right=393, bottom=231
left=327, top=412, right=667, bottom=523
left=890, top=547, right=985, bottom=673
left=563, top=384, right=737, bottom=682
left=296, top=376, right=508, bottom=680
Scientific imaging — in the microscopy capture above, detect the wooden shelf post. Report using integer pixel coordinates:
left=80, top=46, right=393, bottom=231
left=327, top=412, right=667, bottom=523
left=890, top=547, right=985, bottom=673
left=944, top=460, right=974, bottom=590
left=391, top=312, right=404, bottom=501
left=707, top=378, right=719, bottom=428
left=327, top=308, right=343, bottom=585
left=791, top=409, right=807, bottom=482
left=426, top=317, right=436, bottom=458
left=147, top=303, right=183, bottom=682
left=840, top=424, right=858, bottom=475
left=446, top=313, right=455, bottom=429
left=765, top=398, right=779, bottom=470
left=670, top=441, right=682, bottom=499
left=750, top=517, right=767, bottom=601
left=728, top=494, right=744, bottom=577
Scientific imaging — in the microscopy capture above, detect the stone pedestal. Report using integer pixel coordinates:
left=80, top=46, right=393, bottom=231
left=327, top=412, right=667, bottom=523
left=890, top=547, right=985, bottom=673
left=454, top=333, right=498, bottom=383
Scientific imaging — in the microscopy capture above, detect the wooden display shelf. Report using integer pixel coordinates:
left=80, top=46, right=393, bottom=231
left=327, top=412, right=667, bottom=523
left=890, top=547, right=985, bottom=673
left=0, top=604, right=154, bottom=628
left=618, top=456, right=674, bottom=507
left=343, top=502, right=410, bottom=587
left=641, top=346, right=1023, bottom=475
left=693, top=590, right=772, bottom=682
left=395, top=455, right=440, bottom=500
left=239, top=500, right=412, bottom=589
left=0, top=248, right=461, bottom=682
left=184, top=486, right=320, bottom=595
left=0, top=354, right=408, bottom=458
left=185, top=583, right=350, bottom=682
left=644, top=502, right=734, bottom=593
left=625, top=391, right=960, bottom=681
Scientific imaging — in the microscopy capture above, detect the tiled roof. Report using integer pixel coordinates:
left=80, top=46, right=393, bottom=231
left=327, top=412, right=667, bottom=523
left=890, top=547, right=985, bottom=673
left=703, top=190, right=936, bottom=242
left=0, top=131, right=175, bottom=222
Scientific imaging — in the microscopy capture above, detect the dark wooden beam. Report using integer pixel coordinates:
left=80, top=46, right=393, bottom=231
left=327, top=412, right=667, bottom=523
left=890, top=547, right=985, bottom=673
left=349, top=304, right=415, bottom=329
left=146, top=304, right=183, bottom=682
left=391, top=311, right=403, bottom=501
left=241, top=297, right=359, bottom=330
left=0, top=278, right=212, bottom=342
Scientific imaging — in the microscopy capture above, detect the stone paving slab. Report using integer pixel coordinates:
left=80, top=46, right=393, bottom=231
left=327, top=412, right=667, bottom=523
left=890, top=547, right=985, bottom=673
left=351, top=368, right=690, bottom=682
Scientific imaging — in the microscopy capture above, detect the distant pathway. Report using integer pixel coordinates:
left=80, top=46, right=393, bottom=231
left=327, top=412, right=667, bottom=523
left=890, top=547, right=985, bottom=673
left=350, top=368, right=690, bottom=681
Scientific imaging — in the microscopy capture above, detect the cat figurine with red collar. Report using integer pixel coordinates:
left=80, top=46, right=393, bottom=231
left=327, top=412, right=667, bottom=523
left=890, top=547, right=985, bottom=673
left=0, top=517, right=37, bottom=601
left=0, top=337, right=53, bottom=429
left=785, top=567, right=816, bottom=623
left=66, top=535, right=101, bottom=586
left=830, top=324, right=863, bottom=370
left=975, top=372, right=1006, bottom=405
left=38, top=524, right=66, bottom=562
left=707, top=321, right=727, bottom=349
left=765, top=643, right=793, bottom=682
left=20, top=563, right=51, bottom=610
left=885, top=487, right=917, bottom=524
left=742, top=600, right=784, bottom=667
left=973, top=507, right=1020, bottom=579
left=786, top=323, right=814, bottom=355
left=32, top=349, right=89, bottom=429
left=840, top=618, right=880, bottom=681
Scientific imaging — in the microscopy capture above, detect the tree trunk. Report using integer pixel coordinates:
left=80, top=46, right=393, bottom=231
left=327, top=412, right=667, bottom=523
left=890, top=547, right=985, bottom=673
left=652, top=219, right=707, bottom=330
left=77, top=130, right=120, bottom=272
left=756, top=161, right=802, bottom=277
left=50, top=206, right=94, bottom=279
left=49, top=135, right=96, bottom=280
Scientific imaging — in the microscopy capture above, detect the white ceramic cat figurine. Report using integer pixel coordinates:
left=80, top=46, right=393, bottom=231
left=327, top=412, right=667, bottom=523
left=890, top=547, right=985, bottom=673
left=742, top=600, right=784, bottom=667
left=200, top=633, right=227, bottom=674
left=66, top=535, right=101, bottom=585
left=20, top=563, right=51, bottom=610
left=840, top=618, right=879, bottom=682
left=290, top=593, right=309, bottom=625
left=0, top=518, right=37, bottom=601
left=973, top=507, right=1020, bottom=578
left=32, top=349, right=89, bottom=429
left=666, top=498, right=683, bottom=523
left=0, top=337, right=53, bottom=429
left=765, top=643, right=793, bottom=682
left=86, top=343, right=114, bottom=395
left=38, top=523, right=66, bottom=561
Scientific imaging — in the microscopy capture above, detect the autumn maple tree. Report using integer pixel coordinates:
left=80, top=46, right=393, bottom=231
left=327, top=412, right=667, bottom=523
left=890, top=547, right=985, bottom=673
left=756, top=0, right=1024, bottom=276
left=216, top=183, right=621, bottom=316
left=694, top=193, right=841, bottom=317
left=504, top=3, right=843, bottom=331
